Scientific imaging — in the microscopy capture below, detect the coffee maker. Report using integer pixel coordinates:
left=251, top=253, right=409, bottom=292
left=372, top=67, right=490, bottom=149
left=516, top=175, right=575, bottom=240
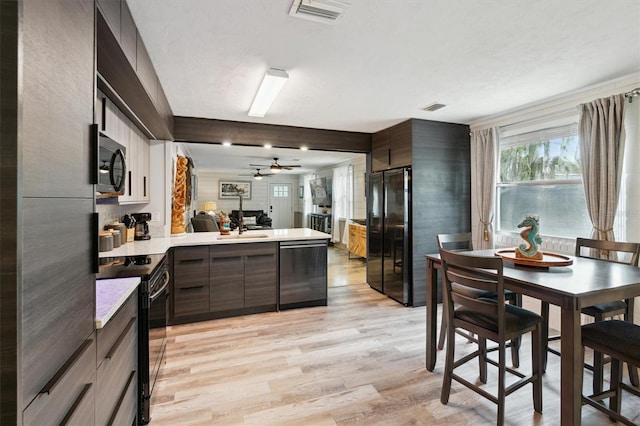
left=131, top=212, right=152, bottom=240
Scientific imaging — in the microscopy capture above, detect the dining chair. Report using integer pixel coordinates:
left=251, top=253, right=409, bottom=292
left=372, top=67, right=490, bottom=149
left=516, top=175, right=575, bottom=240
left=580, top=320, right=640, bottom=425
left=541, top=237, right=640, bottom=394
left=191, top=212, right=220, bottom=232
left=436, top=233, right=523, bottom=368
left=439, top=249, right=543, bottom=425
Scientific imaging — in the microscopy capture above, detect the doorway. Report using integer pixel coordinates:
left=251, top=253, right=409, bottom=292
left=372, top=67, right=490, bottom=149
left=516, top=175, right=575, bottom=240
left=268, top=183, right=293, bottom=229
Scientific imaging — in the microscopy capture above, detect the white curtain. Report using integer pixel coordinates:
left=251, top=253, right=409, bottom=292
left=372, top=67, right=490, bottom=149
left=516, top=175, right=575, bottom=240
left=302, top=174, right=314, bottom=228
left=332, top=165, right=353, bottom=243
left=472, top=127, right=497, bottom=249
left=579, top=93, right=627, bottom=248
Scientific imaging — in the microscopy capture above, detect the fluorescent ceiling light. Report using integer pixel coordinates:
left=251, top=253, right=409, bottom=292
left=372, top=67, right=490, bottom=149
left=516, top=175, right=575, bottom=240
left=248, top=68, right=289, bottom=117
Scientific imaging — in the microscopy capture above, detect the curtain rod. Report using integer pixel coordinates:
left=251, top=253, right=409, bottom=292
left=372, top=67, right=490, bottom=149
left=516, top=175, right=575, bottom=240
left=624, top=87, right=640, bottom=103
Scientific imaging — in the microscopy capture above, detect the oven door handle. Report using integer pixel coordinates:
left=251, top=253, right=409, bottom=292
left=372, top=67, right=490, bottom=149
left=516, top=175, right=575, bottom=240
left=150, top=271, right=170, bottom=302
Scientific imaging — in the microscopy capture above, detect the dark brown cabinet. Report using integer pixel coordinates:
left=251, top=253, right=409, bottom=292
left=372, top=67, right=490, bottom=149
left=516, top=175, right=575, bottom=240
left=96, top=292, right=138, bottom=426
left=172, top=246, right=210, bottom=318
left=210, top=247, right=245, bottom=312
left=1, top=0, right=97, bottom=423
left=170, top=243, right=278, bottom=324
left=371, top=119, right=412, bottom=172
left=367, top=119, right=471, bottom=306
left=210, top=243, right=278, bottom=312
left=120, top=0, right=137, bottom=69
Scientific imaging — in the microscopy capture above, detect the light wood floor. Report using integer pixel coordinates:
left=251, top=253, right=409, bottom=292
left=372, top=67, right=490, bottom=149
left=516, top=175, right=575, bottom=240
left=151, top=247, right=639, bottom=425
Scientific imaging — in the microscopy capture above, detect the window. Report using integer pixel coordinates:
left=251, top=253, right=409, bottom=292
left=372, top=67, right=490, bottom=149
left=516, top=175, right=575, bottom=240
left=272, top=185, right=289, bottom=198
left=497, top=123, right=592, bottom=238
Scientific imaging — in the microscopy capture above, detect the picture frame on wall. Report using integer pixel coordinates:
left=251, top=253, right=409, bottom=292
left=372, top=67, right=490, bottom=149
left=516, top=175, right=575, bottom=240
left=219, top=181, right=251, bottom=199
left=299, top=185, right=304, bottom=199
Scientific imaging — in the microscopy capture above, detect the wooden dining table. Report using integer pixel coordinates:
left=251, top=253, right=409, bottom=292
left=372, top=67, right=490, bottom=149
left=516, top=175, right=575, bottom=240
left=425, top=249, right=640, bottom=425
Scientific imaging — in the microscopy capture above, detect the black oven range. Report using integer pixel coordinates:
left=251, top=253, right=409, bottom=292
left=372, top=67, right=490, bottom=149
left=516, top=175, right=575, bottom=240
left=97, top=254, right=169, bottom=425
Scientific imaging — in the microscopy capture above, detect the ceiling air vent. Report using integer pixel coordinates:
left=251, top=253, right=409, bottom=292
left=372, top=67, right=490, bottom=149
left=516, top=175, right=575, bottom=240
left=422, top=102, right=447, bottom=112
left=289, top=0, right=349, bottom=24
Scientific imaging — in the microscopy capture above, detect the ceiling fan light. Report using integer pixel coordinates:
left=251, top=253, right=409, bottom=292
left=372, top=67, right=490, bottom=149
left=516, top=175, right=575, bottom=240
left=99, top=161, right=110, bottom=174
left=270, top=165, right=281, bottom=173
left=254, top=174, right=263, bottom=180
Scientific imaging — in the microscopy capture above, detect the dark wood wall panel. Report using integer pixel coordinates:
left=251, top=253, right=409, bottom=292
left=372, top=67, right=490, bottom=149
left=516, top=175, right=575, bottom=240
left=174, top=116, right=372, bottom=153
left=410, top=119, right=470, bottom=306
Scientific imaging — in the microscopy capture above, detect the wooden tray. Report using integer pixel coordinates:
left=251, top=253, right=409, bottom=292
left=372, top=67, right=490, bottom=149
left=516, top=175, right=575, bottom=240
left=495, top=249, right=573, bottom=267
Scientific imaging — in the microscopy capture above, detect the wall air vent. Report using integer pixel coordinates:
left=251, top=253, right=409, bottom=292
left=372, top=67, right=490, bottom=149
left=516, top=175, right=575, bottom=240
left=289, top=0, right=349, bottom=24
left=422, top=102, right=447, bottom=112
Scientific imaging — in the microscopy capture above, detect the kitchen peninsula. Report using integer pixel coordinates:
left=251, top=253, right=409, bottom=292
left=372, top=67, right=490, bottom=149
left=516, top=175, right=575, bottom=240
left=99, top=228, right=330, bottom=325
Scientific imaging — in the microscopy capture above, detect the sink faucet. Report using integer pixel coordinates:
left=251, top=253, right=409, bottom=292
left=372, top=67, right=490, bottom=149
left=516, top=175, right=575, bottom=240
left=238, top=194, right=244, bottom=235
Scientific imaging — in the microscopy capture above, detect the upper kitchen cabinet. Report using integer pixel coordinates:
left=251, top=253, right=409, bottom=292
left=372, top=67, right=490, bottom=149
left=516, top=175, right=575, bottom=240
left=371, top=120, right=412, bottom=172
left=120, top=0, right=137, bottom=69
left=96, top=0, right=174, bottom=140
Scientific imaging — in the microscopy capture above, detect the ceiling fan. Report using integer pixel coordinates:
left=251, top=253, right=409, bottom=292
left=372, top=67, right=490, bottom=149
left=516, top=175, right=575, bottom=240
left=241, top=168, right=274, bottom=180
left=267, top=157, right=301, bottom=173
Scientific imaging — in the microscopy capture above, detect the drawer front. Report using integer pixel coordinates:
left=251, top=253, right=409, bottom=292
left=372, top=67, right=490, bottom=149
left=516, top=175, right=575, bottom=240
left=96, top=292, right=137, bottom=365
left=211, top=242, right=277, bottom=258
left=173, top=245, right=209, bottom=261
left=96, top=319, right=137, bottom=426
left=23, top=336, right=96, bottom=426
left=174, top=285, right=210, bottom=317
left=108, top=371, right=137, bottom=426
left=173, top=256, right=209, bottom=290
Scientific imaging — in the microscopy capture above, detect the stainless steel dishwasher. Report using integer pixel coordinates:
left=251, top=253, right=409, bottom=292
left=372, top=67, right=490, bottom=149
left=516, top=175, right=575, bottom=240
left=279, top=239, right=328, bottom=309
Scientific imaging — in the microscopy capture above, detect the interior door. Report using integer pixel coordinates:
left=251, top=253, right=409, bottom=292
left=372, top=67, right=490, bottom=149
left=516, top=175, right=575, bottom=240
left=268, top=183, right=293, bottom=229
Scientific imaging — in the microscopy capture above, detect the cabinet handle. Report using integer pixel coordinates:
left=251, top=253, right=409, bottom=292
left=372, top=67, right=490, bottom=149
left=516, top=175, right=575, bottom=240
left=40, top=338, right=92, bottom=396
left=128, top=171, right=132, bottom=196
left=178, top=258, right=204, bottom=264
left=59, top=383, right=93, bottom=426
left=101, top=96, right=107, bottom=132
left=179, top=285, right=204, bottom=291
left=92, top=212, right=99, bottom=274
left=144, top=176, right=147, bottom=197
left=105, top=317, right=135, bottom=360
left=387, top=148, right=391, bottom=166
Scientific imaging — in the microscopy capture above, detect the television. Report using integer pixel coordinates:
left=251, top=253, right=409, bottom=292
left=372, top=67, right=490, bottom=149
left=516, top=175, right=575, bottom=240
left=309, top=177, right=332, bottom=207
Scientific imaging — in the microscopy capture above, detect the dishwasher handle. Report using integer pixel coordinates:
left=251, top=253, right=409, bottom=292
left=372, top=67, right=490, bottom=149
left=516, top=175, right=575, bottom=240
left=280, top=243, right=327, bottom=250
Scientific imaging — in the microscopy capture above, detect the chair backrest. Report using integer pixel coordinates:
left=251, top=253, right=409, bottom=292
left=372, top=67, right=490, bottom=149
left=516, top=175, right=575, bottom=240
left=575, top=237, right=640, bottom=266
left=439, top=248, right=505, bottom=331
left=437, top=232, right=473, bottom=252
left=191, top=213, right=219, bottom=232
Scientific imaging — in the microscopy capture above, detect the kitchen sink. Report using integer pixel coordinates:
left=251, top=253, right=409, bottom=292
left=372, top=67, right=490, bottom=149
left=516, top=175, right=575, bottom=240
left=217, top=233, right=269, bottom=240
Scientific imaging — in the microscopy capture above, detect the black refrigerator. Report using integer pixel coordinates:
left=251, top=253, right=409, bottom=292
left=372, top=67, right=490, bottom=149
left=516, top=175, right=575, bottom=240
left=366, top=168, right=412, bottom=305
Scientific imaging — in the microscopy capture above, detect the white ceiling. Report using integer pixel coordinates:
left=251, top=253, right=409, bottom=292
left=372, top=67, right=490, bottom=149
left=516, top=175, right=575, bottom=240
left=127, top=0, right=640, bottom=172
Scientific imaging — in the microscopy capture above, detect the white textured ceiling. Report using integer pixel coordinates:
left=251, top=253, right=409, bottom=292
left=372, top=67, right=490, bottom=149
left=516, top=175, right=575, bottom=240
left=127, top=0, right=640, bottom=172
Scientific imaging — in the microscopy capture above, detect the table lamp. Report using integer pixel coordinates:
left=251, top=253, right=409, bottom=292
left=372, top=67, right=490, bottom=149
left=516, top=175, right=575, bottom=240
left=204, top=201, right=217, bottom=216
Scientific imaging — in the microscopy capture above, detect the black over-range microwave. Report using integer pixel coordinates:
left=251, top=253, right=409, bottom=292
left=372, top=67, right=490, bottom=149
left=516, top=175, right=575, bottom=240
left=93, top=124, right=127, bottom=196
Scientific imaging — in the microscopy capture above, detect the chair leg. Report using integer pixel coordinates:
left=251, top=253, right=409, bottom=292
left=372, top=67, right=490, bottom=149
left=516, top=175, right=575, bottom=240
left=437, top=313, right=447, bottom=350
left=440, top=319, right=456, bottom=405
left=510, top=336, right=521, bottom=368
left=497, top=341, right=506, bottom=426
left=541, top=301, right=550, bottom=373
left=531, top=326, right=543, bottom=413
left=592, top=350, right=604, bottom=395
left=609, top=358, right=622, bottom=419
left=510, top=294, right=522, bottom=368
left=479, top=337, right=487, bottom=384
left=629, top=364, right=639, bottom=387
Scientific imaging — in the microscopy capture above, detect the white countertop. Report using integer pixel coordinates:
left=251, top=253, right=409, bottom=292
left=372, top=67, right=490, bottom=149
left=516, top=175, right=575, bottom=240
left=95, top=277, right=140, bottom=329
left=99, top=228, right=331, bottom=257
